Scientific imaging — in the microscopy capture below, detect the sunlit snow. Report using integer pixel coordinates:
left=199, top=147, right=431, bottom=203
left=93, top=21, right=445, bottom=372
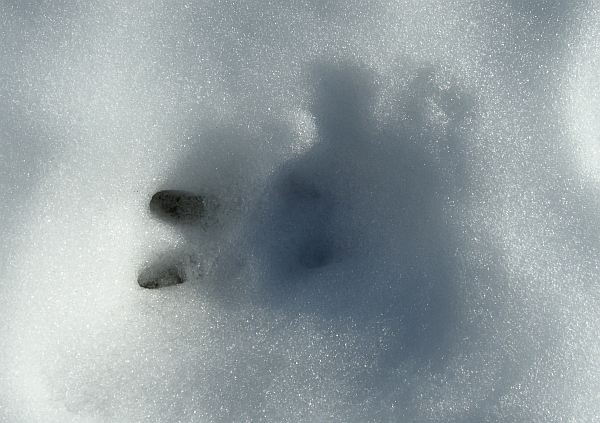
left=1, top=1, right=600, bottom=422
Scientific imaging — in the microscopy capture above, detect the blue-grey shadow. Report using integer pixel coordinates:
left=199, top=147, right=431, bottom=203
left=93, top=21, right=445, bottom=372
left=248, top=63, right=470, bottom=367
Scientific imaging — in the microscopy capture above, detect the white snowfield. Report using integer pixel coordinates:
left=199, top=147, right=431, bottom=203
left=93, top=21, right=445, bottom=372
left=1, top=1, right=599, bottom=422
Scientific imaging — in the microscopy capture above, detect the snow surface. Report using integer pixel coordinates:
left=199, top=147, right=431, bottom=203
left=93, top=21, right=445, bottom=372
left=1, top=0, right=600, bottom=421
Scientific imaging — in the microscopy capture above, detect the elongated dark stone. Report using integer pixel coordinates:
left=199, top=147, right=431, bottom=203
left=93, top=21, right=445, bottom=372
left=150, top=190, right=205, bottom=223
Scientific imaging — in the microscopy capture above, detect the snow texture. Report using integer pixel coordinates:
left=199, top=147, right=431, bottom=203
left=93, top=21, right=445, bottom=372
left=1, top=0, right=600, bottom=422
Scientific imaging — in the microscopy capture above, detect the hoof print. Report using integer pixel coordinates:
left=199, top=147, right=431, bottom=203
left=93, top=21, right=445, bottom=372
left=138, top=263, right=185, bottom=289
left=150, top=190, right=208, bottom=224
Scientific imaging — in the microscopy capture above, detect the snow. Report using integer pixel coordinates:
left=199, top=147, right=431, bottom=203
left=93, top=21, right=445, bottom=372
left=1, top=0, right=599, bottom=421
